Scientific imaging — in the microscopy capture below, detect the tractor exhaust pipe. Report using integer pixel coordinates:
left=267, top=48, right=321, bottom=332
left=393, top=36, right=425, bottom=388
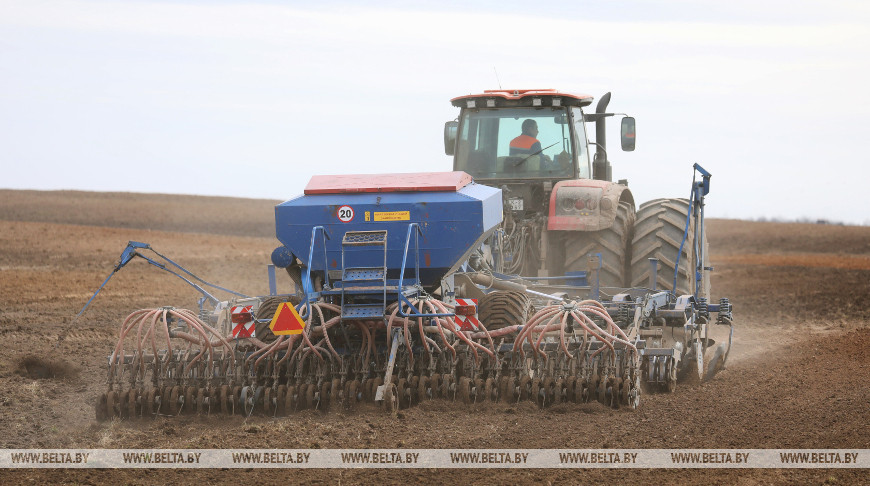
left=593, top=92, right=612, bottom=181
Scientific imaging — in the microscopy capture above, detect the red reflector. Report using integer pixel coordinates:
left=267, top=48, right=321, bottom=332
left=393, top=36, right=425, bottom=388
left=574, top=199, right=585, bottom=210
left=231, top=312, right=253, bottom=324
left=455, top=304, right=476, bottom=316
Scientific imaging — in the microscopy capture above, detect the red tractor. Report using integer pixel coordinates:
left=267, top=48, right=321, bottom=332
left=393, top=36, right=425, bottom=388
left=444, top=89, right=708, bottom=300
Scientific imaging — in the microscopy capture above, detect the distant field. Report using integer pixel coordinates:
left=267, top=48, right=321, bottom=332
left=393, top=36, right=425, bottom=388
left=0, top=189, right=280, bottom=237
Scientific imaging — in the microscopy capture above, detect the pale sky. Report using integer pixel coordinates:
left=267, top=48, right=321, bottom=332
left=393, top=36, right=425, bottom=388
left=2, top=0, right=869, bottom=224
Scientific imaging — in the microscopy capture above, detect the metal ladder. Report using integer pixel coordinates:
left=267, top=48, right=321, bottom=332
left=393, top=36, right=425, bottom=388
left=339, top=230, right=388, bottom=321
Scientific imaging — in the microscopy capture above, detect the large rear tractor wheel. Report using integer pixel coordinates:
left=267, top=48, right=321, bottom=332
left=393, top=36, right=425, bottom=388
left=629, top=198, right=710, bottom=298
left=477, top=291, right=534, bottom=336
left=563, top=201, right=635, bottom=291
left=255, top=295, right=302, bottom=343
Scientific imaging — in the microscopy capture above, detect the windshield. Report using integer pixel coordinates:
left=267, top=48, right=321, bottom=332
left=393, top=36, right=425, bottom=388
left=455, top=107, right=579, bottom=180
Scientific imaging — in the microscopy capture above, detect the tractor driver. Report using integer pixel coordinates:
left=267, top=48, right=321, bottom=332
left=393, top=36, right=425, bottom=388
left=509, top=119, right=542, bottom=157
left=509, top=119, right=553, bottom=168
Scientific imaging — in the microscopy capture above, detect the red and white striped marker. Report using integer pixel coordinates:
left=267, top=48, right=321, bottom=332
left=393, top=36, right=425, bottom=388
left=230, top=305, right=255, bottom=338
left=453, top=298, right=480, bottom=331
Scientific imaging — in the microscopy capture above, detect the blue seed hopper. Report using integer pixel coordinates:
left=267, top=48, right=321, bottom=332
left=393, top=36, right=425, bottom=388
left=271, top=171, right=502, bottom=300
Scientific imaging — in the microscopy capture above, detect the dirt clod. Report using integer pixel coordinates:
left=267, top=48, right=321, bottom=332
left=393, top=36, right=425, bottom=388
left=15, top=356, right=78, bottom=380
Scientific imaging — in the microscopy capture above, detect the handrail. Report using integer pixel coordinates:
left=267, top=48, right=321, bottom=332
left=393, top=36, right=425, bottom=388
left=396, top=223, right=452, bottom=318
left=304, top=226, right=331, bottom=307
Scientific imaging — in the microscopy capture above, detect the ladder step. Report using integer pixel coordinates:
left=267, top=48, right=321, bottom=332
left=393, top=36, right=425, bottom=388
left=342, top=304, right=385, bottom=320
left=342, top=230, right=387, bottom=246
left=343, top=268, right=386, bottom=282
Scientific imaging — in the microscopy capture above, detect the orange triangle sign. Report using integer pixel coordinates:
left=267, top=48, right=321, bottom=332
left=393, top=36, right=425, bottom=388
left=270, top=302, right=306, bottom=335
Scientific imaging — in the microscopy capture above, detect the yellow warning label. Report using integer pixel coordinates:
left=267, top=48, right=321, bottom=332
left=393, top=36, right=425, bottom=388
left=365, top=211, right=371, bottom=222
left=373, top=211, right=410, bottom=222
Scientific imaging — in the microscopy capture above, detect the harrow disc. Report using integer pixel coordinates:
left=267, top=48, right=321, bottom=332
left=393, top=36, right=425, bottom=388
left=417, top=376, right=429, bottom=402
left=285, top=385, right=297, bottom=413
left=484, top=378, right=495, bottom=402
left=219, top=386, right=230, bottom=414
left=276, top=385, right=287, bottom=415
left=168, top=387, right=180, bottom=415
left=397, top=378, right=409, bottom=408
left=554, top=378, right=563, bottom=404
left=597, top=377, right=607, bottom=405
left=304, top=384, right=316, bottom=409
left=231, top=386, right=241, bottom=414
left=318, top=382, right=330, bottom=411
left=457, top=377, right=471, bottom=404
left=184, top=387, right=195, bottom=414
left=263, top=388, right=273, bottom=415
left=330, top=379, right=341, bottom=411
left=519, top=376, right=531, bottom=401
left=106, top=391, right=118, bottom=418
left=383, top=383, right=398, bottom=413
left=409, top=376, right=419, bottom=406
left=199, top=388, right=210, bottom=415
left=441, top=375, right=454, bottom=401
left=429, top=374, right=441, bottom=399
left=145, top=389, right=156, bottom=416
left=345, top=381, right=359, bottom=410
left=472, top=378, right=483, bottom=404
left=240, top=386, right=255, bottom=417
left=501, top=376, right=516, bottom=403
left=126, top=389, right=138, bottom=418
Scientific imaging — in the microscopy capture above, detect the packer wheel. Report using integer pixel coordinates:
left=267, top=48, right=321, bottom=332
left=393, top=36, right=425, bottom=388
left=477, top=291, right=534, bottom=335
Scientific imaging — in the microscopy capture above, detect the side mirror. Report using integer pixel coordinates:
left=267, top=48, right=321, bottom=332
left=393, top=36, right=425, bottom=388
left=444, top=121, right=458, bottom=156
left=620, top=117, right=636, bottom=152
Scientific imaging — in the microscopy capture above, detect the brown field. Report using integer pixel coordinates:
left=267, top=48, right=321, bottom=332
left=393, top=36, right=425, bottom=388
left=1, top=190, right=869, bottom=484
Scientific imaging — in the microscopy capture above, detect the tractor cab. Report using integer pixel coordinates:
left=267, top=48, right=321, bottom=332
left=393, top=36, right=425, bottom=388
left=445, top=89, right=596, bottom=183
left=445, top=89, right=636, bottom=185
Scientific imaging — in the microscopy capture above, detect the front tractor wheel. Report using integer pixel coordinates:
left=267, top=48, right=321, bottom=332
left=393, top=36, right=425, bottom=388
left=563, top=201, right=635, bottom=291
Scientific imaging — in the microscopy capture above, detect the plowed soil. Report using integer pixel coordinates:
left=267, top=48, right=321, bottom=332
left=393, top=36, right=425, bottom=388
left=1, top=190, right=869, bottom=484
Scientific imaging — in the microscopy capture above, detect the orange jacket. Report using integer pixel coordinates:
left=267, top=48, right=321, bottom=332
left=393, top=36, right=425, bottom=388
left=509, top=134, right=542, bottom=155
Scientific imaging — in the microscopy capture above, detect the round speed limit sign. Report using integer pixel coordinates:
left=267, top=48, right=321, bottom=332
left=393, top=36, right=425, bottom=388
left=337, top=205, right=354, bottom=222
